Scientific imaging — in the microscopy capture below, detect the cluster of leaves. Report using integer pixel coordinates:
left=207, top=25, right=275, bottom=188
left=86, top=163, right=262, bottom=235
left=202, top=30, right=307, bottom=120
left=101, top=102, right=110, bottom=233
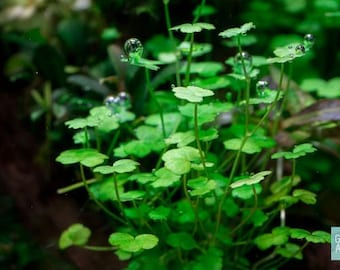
left=54, top=8, right=339, bottom=268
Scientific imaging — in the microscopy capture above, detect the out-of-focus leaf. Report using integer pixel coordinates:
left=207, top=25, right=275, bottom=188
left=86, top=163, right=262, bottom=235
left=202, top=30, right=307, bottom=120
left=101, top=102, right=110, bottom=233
left=67, top=75, right=110, bottom=95
left=283, top=99, right=340, bottom=128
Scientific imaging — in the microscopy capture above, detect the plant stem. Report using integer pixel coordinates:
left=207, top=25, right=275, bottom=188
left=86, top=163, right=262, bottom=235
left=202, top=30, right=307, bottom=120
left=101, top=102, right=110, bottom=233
left=194, top=103, right=207, bottom=173
left=145, top=68, right=166, bottom=137
left=213, top=135, right=248, bottom=242
left=57, top=178, right=99, bottom=194
left=193, top=0, right=206, bottom=23
left=112, top=172, right=129, bottom=224
left=83, top=245, right=117, bottom=252
left=163, top=0, right=181, bottom=86
left=231, top=185, right=258, bottom=235
left=79, top=164, right=126, bottom=224
left=107, top=129, right=120, bottom=156
left=182, top=174, right=199, bottom=235
left=184, top=33, right=195, bottom=86
left=237, top=35, right=251, bottom=133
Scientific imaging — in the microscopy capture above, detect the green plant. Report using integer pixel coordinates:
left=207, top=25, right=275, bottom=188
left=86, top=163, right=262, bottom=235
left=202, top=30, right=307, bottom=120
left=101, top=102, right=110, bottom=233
left=55, top=2, right=337, bottom=270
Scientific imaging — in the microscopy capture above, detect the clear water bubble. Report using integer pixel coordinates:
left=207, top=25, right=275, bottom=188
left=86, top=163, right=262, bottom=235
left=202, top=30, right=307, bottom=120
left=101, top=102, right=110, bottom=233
left=116, top=92, right=131, bottom=109
left=234, top=51, right=253, bottom=74
left=295, top=44, right=305, bottom=55
left=256, top=80, right=269, bottom=97
left=304, top=33, right=315, bottom=49
left=104, top=95, right=118, bottom=107
left=124, top=38, right=144, bottom=60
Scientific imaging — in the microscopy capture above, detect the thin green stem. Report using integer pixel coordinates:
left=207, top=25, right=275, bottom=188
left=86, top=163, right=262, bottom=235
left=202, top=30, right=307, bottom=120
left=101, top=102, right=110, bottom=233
left=213, top=135, right=248, bottom=242
left=194, top=103, right=207, bottom=174
left=145, top=68, right=166, bottom=137
left=83, top=245, right=116, bottom=252
left=107, top=129, right=121, bottom=156
left=192, top=0, right=206, bottom=23
left=236, top=35, right=251, bottom=133
left=112, top=172, right=128, bottom=223
left=231, top=184, right=258, bottom=235
left=184, top=33, right=194, bottom=86
left=272, top=62, right=292, bottom=135
left=57, top=178, right=99, bottom=194
left=79, top=164, right=126, bottom=224
left=84, top=127, right=90, bottom=148
left=163, top=0, right=181, bottom=86
left=182, top=174, right=199, bottom=235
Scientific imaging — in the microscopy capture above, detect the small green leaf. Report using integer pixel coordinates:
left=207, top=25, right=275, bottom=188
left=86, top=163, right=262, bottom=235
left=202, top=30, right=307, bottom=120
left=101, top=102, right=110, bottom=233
left=56, top=148, right=108, bottom=167
left=171, top=22, right=215, bottom=33
left=112, top=159, right=140, bottom=173
left=223, top=138, right=261, bottom=154
left=254, top=227, right=290, bottom=250
left=306, top=231, right=331, bottom=243
left=165, top=131, right=195, bottom=147
left=109, top=232, right=134, bottom=247
left=245, top=209, right=268, bottom=227
left=187, top=177, right=217, bottom=196
left=232, top=183, right=262, bottom=200
left=162, top=146, right=201, bottom=175
left=152, top=167, right=181, bottom=188
left=180, top=62, right=224, bottom=77
left=109, top=233, right=156, bottom=252
left=166, top=233, right=197, bottom=250
left=290, top=228, right=311, bottom=239
left=277, top=243, right=302, bottom=259
left=230, top=171, right=271, bottom=188
left=65, top=118, right=88, bottom=129
left=219, top=22, right=255, bottom=38
left=173, top=86, right=214, bottom=103
left=93, top=165, right=116, bottom=174
left=59, top=223, right=91, bottom=249
left=149, top=206, right=171, bottom=221
left=120, top=190, right=145, bottom=201
left=292, top=189, right=317, bottom=204
left=271, top=143, right=317, bottom=159
left=135, top=234, right=159, bottom=249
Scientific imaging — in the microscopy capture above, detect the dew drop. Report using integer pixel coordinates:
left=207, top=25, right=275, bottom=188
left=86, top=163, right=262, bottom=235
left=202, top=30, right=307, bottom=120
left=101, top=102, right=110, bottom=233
left=116, top=91, right=131, bottom=109
left=256, top=80, right=269, bottom=97
left=234, top=51, right=252, bottom=65
left=234, top=51, right=253, bottom=74
left=295, top=44, right=305, bottom=54
left=304, top=33, right=315, bottom=48
left=104, top=95, right=117, bottom=107
left=124, top=38, right=144, bottom=59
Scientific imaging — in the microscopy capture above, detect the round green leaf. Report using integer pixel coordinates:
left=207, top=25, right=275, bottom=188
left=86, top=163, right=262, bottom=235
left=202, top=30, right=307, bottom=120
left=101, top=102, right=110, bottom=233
left=59, top=223, right=91, bottom=249
left=166, top=233, right=197, bottom=250
left=223, top=138, right=261, bottom=154
left=112, top=159, right=140, bottom=173
left=173, top=86, right=214, bottom=103
left=135, top=234, right=159, bottom=249
left=230, top=171, right=271, bottom=188
left=219, top=22, right=255, bottom=38
left=56, top=148, right=108, bottom=167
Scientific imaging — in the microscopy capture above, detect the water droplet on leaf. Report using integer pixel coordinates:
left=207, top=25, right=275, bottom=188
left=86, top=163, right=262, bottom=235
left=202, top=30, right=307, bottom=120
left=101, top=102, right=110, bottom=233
left=234, top=51, right=252, bottom=74
left=104, top=95, right=118, bottom=107
left=124, top=38, right=144, bottom=60
left=256, top=80, right=269, bottom=97
left=304, top=33, right=315, bottom=49
left=116, top=92, right=131, bottom=109
left=295, top=44, right=305, bottom=55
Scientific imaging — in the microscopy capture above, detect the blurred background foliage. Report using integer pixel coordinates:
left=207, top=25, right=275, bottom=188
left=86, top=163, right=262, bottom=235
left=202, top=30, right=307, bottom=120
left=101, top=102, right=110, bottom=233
left=0, top=0, right=340, bottom=269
